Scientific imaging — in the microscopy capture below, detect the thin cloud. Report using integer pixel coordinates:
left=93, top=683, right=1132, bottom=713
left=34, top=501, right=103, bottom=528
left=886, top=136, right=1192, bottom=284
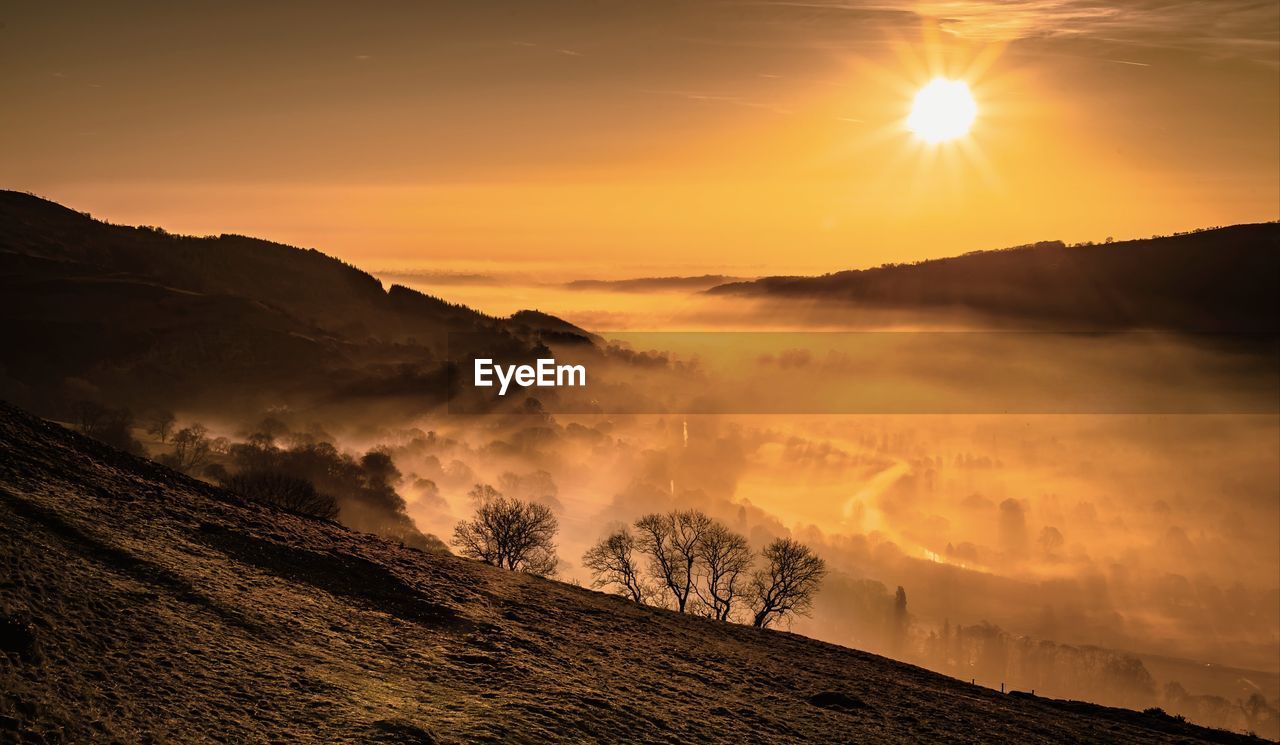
left=911, top=0, right=1276, bottom=61
left=510, top=41, right=586, bottom=57
left=744, top=1, right=1279, bottom=62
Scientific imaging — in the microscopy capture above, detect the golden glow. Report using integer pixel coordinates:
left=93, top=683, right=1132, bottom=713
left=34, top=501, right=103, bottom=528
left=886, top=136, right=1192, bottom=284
left=3, top=6, right=1275, bottom=275
left=907, top=78, right=978, bottom=143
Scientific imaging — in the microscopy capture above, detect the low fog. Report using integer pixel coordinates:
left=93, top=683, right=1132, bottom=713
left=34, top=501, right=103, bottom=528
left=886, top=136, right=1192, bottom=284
left=134, top=280, right=1277, bottom=734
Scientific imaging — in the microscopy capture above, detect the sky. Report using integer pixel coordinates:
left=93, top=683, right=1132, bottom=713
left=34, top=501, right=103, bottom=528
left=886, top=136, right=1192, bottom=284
left=2, top=0, right=1277, bottom=276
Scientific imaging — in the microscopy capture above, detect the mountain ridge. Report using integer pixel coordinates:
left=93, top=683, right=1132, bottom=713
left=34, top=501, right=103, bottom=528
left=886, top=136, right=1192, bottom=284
left=0, top=190, right=591, bottom=419
left=707, top=224, right=1280, bottom=332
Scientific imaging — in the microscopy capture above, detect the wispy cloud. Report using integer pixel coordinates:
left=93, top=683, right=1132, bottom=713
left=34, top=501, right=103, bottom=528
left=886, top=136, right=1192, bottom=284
left=1106, top=58, right=1150, bottom=67
left=510, top=41, right=586, bottom=57
left=748, top=1, right=1279, bottom=62
left=921, top=1, right=1277, bottom=62
left=921, top=0, right=1269, bottom=53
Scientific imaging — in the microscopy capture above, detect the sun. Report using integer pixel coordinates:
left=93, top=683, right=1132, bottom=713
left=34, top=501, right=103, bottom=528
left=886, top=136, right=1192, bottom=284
left=907, top=78, right=977, bottom=143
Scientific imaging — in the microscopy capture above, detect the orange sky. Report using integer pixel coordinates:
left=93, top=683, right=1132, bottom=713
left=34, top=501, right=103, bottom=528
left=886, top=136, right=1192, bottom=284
left=2, top=1, right=1277, bottom=276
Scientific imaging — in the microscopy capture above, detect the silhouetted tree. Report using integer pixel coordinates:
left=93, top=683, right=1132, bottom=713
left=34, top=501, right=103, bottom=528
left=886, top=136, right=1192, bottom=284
left=71, top=400, right=106, bottom=434
left=361, top=450, right=399, bottom=488
left=582, top=527, right=649, bottom=603
left=256, top=416, right=289, bottom=439
left=1037, top=526, right=1064, bottom=558
left=452, top=485, right=558, bottom=576
left=359, top=449, right=403, bottom=511
left=222, top=470, right=339, bottom=520
left=499, top=469, right=563, bottom=512
left=1239, top=693, right=1278, bottom=736
left=225, top=433, right=442, bottom=552
left=891, top=585, right=909, bottom=655
left=145, top=410, right=176, bottom=443
left=749, top=538, right=827, bottom=629
left=246, top=431, right=276, bottom=451
left=634, top=510, right=711, bottom=613
left=467, top=483, right=501, bottom=502
left=162, top=424, right=212, bottom=473
left=71, top=400, right=143, bottom=455
left=694, top=522, right=753, bottom=621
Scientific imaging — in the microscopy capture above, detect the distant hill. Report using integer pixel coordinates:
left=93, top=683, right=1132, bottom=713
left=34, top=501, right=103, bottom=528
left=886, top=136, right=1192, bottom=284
left=564, top=275, right=750, bottom=292
left=709, top=226, right=1280, bottom=333
left=0, top=190, right=591, bottom=417
left=0, top=400, right=1264, bottom=744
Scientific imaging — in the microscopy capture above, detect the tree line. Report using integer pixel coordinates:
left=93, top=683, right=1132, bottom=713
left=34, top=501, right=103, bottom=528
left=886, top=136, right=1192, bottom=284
left=450, top=492, right=827, bottom=630
left=68, top=403, right=830, bottom=633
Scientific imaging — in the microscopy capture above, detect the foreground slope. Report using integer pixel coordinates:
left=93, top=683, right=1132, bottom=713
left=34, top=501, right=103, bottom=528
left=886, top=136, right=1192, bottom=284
left=0, top=402, right=1262, bottom=744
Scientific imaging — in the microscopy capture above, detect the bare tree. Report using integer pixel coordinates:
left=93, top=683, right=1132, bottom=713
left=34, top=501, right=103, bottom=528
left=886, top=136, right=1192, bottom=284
left=71, top=400, right=107, bottom=434
left=633, top=513, right=678, bottom=609
left=582, top=527, right=649, bottom=603
left=468, top=483, right=501, bottom=502
left=70, top=401, right=143, bottom=455
left=749, top=538, right=827, bottom=629
left=634, top=510, right=712, bottom=613
left=452, top=485, right=558, bottom=576
left=693, top=522, right=753, bottom=621
left=162, top=424, right=212, bottom=473
left=222, top=470, right=339, bottom=520
left=146, top=410, right=176, bottom=443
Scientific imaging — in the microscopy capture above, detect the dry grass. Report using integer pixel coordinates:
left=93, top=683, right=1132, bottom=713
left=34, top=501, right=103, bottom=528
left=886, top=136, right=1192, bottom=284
left=0, top=403, right=1265, bottom=744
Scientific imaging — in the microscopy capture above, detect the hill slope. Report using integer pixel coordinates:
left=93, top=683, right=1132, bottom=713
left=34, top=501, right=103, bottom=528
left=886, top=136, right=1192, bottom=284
left=0, top=190, right=589, bottom=418
left=709, top=226, right=1280, bottom=332
left=0, top=401, right=1262, bottom=744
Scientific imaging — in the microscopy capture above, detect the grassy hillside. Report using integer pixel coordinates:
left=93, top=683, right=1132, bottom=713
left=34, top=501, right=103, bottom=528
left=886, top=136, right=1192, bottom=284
left=0, top=401, right=1264, bottom=744
left=710, top=226, right=1280, bottom=332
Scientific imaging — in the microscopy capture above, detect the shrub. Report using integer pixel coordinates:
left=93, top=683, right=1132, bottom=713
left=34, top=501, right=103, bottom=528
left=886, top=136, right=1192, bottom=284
left=222, top=470, right=339, bottom=520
